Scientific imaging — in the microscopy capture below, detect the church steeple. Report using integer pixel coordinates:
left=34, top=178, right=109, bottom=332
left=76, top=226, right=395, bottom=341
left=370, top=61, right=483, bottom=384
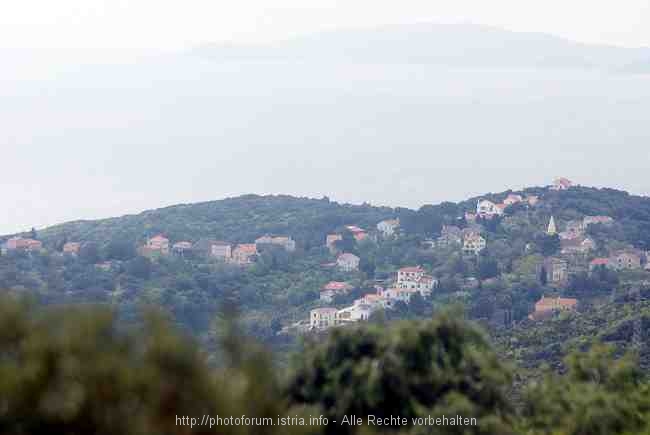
left=547, top=216, right=557, bottom=235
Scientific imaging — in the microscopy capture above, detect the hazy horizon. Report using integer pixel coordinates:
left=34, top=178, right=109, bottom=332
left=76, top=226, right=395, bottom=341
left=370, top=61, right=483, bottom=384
left=3, top=6, right=650, bottom=235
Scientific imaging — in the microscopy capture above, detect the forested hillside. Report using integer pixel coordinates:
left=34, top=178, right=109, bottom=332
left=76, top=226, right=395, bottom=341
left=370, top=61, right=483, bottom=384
left=2, top=184, right=650, bottom=373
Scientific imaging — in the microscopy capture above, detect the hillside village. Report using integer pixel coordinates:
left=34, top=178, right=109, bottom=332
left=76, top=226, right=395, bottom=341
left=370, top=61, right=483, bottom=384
left=3, top=177, right=650, bottom=339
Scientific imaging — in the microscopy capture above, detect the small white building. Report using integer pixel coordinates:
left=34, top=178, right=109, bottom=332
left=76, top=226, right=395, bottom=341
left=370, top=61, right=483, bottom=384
left=377, top=219, right=400, bottom=237
left=476, top=199, right=504, bottom=218
left=337, top=253, right=360, bottom=272
left=337, top=304, right=374, bottom=323
left=210, top=241, right=232, bottom=261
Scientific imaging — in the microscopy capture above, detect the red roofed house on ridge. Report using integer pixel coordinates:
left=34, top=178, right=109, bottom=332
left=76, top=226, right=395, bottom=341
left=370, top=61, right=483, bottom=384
left=551, top=177, right=573, bottom=191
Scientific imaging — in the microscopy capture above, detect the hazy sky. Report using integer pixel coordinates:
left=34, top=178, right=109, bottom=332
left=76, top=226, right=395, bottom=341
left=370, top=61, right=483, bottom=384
left=1, top=0, right=650, bottom=54
left=2, top=2, right=650, bottom=235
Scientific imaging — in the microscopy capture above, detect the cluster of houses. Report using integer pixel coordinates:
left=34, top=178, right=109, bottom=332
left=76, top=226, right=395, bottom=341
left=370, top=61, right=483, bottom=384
left=2, top=236, right=43, bottom=253
left=326, top=222, right=400, bottom=273
left=468, top=193, right=540, bottom=222
left=309, top=266, right=436, bottom=330
left=541, top=214, right=650, bottom=286
left=451, top=192, right=544, bottom=255
left=136, top=233, right=297, bottom=265
left=1, top=232, right=298, bottom=268
left=434, top=225, right=487, bottom=255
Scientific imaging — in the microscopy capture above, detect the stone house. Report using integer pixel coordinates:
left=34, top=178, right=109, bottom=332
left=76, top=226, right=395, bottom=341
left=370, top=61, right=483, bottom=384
left=529, top=295, right=578, bottom=320
left=255, top=235, right=296, bottom=252
left=541, top=257, right=569, bottom=284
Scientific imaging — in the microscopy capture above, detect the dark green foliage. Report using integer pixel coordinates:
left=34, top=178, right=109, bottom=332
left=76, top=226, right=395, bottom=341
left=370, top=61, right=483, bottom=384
left=0, top=295, right=316, bottom=435
left=521, top=346, right=650, bottom=435
left=494, top=297, right=650, bottom=372
left=478, top=255, right=499, bottom=280
left=287, top=312, right=514, bottom=434
left=106, top=238, right=138, bottom=261
left=126, top=256, right=152, bottom=279
left=3, top=295, right=650, bottom=434
left=538, top=234, right=560, bottom=256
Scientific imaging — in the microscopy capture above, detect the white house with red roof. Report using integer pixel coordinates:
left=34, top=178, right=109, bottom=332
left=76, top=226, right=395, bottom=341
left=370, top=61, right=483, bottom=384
left=231, top=244, right=258, bottom=265
left=589, top=258, right=611, bottom=271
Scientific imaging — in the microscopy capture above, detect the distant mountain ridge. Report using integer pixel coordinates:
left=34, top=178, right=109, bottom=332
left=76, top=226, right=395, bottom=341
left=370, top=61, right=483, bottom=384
left=191, top=23, right=650, bottom=72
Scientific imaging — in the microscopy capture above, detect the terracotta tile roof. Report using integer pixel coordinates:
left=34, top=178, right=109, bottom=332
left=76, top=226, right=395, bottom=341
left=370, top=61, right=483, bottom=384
left=323, top=281, right=353, bottom=291
left=399, top=266, right=424, bottom=273
left=235, top=244, right=257, bottom=254
left=590, top=258, right=610, bottom=266
left=536, top=296, right=578, bottom=310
